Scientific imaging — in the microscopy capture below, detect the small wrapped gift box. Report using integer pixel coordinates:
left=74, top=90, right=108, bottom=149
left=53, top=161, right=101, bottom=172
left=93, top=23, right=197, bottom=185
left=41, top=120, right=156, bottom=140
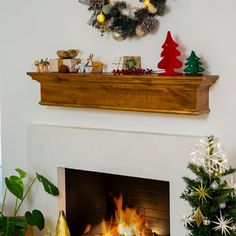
left=49, top=59, right=81, bottom=72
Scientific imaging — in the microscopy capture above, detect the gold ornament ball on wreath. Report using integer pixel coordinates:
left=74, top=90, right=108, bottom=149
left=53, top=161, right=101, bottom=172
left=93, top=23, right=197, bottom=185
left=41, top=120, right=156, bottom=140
left=97, top=12, right=105, bottom=23
left=144, top=0, right=151, bottom=7
left=112, top=32, right=124, bottom=41
left=79, top=0, right=166, bottom=40
left=148, top=4, right=158, bottom=14
left=135, top=25, right=145, bottom=37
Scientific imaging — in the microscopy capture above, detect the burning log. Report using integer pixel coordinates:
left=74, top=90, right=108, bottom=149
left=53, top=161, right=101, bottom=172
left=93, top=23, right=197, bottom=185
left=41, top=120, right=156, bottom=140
left=83, top=194, right=156, bottom=236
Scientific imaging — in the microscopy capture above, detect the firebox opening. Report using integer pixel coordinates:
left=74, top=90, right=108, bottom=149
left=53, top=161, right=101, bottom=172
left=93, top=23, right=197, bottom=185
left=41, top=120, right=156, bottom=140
left=63, top=168, right=170, bottom=236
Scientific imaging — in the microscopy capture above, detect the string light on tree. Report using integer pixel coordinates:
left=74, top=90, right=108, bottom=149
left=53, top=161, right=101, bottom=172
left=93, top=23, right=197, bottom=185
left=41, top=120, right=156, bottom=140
left=219, top=202, right=226, bottom=209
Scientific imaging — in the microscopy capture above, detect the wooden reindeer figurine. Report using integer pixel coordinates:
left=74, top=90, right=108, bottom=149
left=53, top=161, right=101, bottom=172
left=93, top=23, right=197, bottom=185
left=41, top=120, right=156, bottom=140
left=87, top=54, right=104, bottom=72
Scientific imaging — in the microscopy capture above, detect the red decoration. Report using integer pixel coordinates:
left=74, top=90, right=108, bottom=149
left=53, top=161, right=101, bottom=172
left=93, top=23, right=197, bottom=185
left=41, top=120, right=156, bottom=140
left=157, top=31, right=183, bottom=76
left=112, top=68, right=153, bottom=75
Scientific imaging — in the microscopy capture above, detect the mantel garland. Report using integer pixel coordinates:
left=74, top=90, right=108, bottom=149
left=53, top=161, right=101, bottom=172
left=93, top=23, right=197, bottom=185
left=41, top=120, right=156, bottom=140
left=79, top=0, right=166, bottom=40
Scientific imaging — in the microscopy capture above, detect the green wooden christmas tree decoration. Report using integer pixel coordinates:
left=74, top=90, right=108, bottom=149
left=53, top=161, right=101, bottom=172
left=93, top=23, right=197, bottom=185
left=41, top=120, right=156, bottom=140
left=184, top=51, right=204, bottom=75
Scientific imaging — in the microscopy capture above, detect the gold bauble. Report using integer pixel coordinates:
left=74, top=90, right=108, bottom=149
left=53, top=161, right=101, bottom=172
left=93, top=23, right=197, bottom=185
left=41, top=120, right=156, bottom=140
left=148, top=4, right=158, bottom=13
left=112, top=32, right=124, bottom=41
left=144, top=0, right=151, bottom=7
left=135, top=25, right=145, bottom=37
left=97, top=12, right=105, bottom=23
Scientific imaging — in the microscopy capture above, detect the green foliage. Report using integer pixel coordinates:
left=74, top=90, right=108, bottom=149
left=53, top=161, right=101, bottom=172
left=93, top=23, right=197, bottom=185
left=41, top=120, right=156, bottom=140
left=0, top=168, right=59, bottom=235
left=125, top=58, right=137, bottom=69
left=36, top=173, right=59, bottom=196
left=180, top=137, right=236, bottom=236
left=85, top=0, right=166, bottom=39
left=25, top=210, right=44, bottom=231
left=0, top=213, right=27, bottom=236
left=5, top=176, right=24, bottom=200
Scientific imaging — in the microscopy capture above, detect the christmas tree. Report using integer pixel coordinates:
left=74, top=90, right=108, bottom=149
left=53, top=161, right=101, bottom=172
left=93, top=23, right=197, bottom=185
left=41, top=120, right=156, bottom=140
left=157, top=31, right=183, bottom=76
left=180, top=136, right=236, bottom=236
left=184, top=50, right=205, bottom=75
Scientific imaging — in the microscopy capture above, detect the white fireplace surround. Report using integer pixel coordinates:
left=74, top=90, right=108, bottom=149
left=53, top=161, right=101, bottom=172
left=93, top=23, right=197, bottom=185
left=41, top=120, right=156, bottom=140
left=27, top=124, right=199, bottom=235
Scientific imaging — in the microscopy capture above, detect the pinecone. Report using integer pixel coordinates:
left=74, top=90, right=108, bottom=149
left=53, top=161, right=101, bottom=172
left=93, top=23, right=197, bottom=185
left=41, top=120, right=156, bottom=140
left=134, top=8, right=149, bottom=24
left=140, top=16, right=158, bottom=34
left=156, top=0, right=166, bottom=15
left=113, top=1, right=127, bottom=9
left=89, top=0, right=104, bottom=10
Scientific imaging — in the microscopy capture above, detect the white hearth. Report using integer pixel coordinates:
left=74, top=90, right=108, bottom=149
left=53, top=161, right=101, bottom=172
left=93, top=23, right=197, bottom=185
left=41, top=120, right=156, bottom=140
left=27, top=124, right=199, bottom=236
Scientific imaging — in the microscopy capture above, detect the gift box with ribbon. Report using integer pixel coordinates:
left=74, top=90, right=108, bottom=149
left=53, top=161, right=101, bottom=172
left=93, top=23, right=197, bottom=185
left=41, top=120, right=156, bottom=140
left=49, top=59, right=81, bottom=72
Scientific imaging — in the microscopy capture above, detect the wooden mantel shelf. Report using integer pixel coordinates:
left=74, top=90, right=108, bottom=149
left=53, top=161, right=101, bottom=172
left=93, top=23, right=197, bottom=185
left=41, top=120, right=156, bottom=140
left=27, top=72, right=218, bottom=115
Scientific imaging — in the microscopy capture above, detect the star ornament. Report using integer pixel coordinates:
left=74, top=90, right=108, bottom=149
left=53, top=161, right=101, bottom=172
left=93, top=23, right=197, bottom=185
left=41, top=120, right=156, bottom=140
left=212, top=215, right=233, bottom=236
left=179, top=213, right=194, bottom=227
left=226, top=176, right=236, bottom=196
left=191, top=137, right=228, bottom=176
left=193, top=182, right=212, bottom=203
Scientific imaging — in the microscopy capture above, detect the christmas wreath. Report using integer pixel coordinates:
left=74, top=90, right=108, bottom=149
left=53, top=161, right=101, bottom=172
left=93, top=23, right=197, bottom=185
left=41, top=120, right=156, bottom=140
left=79, top=0, right=166, bottom=40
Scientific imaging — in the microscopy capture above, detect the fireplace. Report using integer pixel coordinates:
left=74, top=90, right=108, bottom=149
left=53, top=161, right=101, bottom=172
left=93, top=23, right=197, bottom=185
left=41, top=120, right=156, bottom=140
left=62, top=168, right=170, bottom=236
left=27, top=124, right=198, bottom=236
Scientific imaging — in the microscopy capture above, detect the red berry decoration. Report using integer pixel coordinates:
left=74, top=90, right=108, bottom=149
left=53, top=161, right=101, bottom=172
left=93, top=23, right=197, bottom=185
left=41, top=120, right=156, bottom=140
left=157, top=31, right=183, bottom=76
left=112, top=68, right=153, bottom=75
left=59, top=64, right=70, bottom=73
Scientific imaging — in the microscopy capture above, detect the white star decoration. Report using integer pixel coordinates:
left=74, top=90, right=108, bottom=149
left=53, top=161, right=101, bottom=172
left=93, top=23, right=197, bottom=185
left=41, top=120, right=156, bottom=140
left=191, top=137, right=228, bottom=175
left=179, top=213, right=194, bottom=227
left=212, top=215, right=233, bottom=235
left=226, top=176, right=236, bottom=196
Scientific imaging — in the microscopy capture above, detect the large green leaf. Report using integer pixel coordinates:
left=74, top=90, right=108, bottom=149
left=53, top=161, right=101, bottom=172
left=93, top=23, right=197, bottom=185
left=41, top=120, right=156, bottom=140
left=15, top=168, right=27, bottom=179
left=36, top=173, right=59, bottom=196
left=5, top=176, right=24, bottom=200
left=0, top=213, right=27, bottom=236
left=25, top=209, right=45, bottom=231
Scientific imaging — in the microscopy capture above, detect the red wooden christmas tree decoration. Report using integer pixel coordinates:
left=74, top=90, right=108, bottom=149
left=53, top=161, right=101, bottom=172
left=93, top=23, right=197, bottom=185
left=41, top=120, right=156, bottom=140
left=157, top=31, right=183, bottom=76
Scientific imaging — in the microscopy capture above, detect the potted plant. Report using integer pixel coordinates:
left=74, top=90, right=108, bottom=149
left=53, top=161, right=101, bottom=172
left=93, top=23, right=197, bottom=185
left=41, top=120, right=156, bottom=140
left=0, top=168, right=59, bottom=235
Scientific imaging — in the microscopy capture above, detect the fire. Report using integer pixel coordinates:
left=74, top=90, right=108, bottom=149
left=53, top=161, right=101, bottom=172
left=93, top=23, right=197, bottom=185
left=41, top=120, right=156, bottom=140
left=114, top=194, right=144, bottom=236
left=85, top=194, right=147, bottom=236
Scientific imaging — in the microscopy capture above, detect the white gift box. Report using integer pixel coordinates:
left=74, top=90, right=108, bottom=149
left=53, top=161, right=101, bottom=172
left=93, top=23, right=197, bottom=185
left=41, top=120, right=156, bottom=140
left=49, top=59, right=81, bottom=72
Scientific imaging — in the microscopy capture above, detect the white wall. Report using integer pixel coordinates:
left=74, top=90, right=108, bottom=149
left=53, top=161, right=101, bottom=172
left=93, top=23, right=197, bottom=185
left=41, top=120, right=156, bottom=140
left=1, top=0, right=236, bottom=234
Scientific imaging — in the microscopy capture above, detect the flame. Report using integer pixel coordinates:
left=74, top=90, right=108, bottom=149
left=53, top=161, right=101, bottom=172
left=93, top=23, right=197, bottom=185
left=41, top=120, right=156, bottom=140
left=114, top=195, right=144, bottom=236
left=86, top=194, right=146, bottom=236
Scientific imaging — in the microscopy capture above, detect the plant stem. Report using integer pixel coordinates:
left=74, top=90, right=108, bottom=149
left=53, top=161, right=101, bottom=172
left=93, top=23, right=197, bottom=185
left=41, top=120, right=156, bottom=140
left=1, top=188, right=8, bottom=213
left=15, top=176, right=37, bottom=215
left=13, top=198, right=18, bottom=217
